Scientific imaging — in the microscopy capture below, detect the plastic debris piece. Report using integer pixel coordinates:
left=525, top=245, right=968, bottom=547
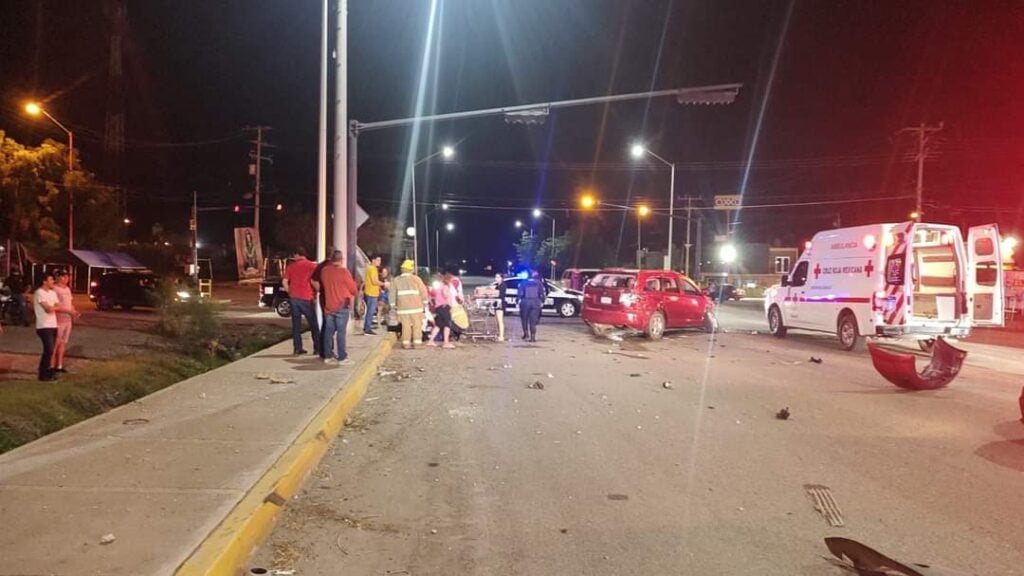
left=776, top=407, right=791, bottom=420
left=100, top=533, right=116, bottom=545
left=527, top=381, right=545, bottom=390
left=662, top=382, right=673, bottom=389
left=867, top=339, right=967, bottom=390
left=823, top=536, right=970, bottom=575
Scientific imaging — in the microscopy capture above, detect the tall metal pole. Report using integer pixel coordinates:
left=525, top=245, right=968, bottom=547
left=684, top=196, right=693, bottom=277
left=316, top=0, right=328, bottom=263
left=191, top=191, right=198, bottom=284
left=67, top=130, right=74, bottom=250
left=253, top=126, right=262, bottom=235
left=333, top=0, right=349, bottom=261
left=435, top=228, right=440, bottom=268
left=410, top=165, right=419, bottom=270
left=424, top=208, right=431, bottom=271
left=550, top=217, right=556, bottom=279
left=667, top=162, right=675, bottom=270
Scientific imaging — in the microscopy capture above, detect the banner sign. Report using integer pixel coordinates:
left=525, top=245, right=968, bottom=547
left=234, top=227, right=264, bottom=282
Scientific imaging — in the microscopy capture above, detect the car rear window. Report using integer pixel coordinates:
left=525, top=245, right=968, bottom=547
left=590, top=273, right=636, bottom=289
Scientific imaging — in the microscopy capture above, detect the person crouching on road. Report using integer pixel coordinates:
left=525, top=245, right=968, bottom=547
left=427, top=273, right=455, bottom=348
left=33, top=273, right=68, bottom=381
left=51, top=270, right=80, bottom=374
left=518, top=269, right=546, bottom=342
left=390, top=259, right=429, bottom=349
left=283, top=247, right=320, bottom=356
left=362, top=254, right=384, bottom=335
left=315, top=250, right=358, bottom=365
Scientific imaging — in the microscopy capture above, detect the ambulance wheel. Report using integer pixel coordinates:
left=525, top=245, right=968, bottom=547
left=837, top=312, right=863, bottom=351
left=645, top=311, right=666, bottom=340
left=918, top=338, right=936, bottom=353
left=768, top=306, right=787, bottom=338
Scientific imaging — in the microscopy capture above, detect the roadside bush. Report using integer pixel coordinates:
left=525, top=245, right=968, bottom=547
left=156, top=281, right=222, bottom=356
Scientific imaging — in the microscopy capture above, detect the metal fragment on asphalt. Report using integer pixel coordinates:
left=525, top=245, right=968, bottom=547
left=805, top=484, right=844, bottom=527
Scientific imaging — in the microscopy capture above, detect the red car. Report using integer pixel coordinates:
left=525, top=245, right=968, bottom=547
left=582, top=269, right=717, bottom=339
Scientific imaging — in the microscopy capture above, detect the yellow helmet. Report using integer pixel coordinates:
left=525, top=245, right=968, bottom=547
left=401, top=259, right=415, bottom=271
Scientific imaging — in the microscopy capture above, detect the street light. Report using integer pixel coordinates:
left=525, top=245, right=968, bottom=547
left=515, top=219, right=523, bottom=228
left=25, top=101, right=75, bottom=249
left=630, top=141, right=679, bottom=272
left=580, top=194, right=596, bottom=209
left=412, top=144, right=456, bottom=270
left=533, top=208, right=558, bottom=278
left=720, top=244, right=738, bottom=264
left=406, top=226, right=416, bottom=237
left=636, top=204, right=650, bottom=268
left=436, top=222, right=455, bottom=269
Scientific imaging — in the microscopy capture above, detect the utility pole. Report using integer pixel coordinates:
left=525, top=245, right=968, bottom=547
left=684, top=196, right=693, bottom=276
left=334, top=0, right=350, bottom=266
left=246, top=126, right=272, bottom=237
left=896, top=122, right=943, bottom=221
left=190, top=191, right=198, bottom=284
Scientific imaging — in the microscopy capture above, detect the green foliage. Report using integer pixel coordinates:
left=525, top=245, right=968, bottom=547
left=0, top=130, right=121, bottom=249
left=155, top=280, right=222, bottom=355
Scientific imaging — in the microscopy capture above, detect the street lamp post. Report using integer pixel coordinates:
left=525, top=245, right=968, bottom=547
left=631, top=143, right=677, bottom=272
left=532, top=208, right=557, bottom=279
left=411, top=146, right=454, bottom=271
left=25, top=102, right=75, bottom=249
left=424, top=202, right=449, bottom=270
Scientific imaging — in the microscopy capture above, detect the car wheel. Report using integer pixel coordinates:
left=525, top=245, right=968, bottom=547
left=837, top=312, right=863, bottom=351
left=645, top=311, right=666, bottom=340
left=918, top=338, right=936, bottom=353
left=768, top=305, right=787, bottom=338
left=275, top=299, right=292, bottom=318
left=557, top=300, right=579, bottom=318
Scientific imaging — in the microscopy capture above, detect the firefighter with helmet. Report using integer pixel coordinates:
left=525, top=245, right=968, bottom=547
left=390, top=260, right=429, bottom=349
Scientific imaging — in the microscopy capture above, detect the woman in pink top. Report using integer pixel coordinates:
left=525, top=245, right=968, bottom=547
left=427, top=274, right=455, bottom=348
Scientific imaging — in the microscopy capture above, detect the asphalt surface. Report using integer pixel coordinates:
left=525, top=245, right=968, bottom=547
left=252, top=303, right=1024, bottom=575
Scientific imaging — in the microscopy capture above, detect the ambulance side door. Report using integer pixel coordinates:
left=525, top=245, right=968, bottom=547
left=784, top=260, right=810, bottom=326
left=967, top=224, right=1004, bottom=327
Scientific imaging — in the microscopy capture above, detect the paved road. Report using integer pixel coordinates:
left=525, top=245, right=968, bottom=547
left=253, top=307, right=1024, bottom=575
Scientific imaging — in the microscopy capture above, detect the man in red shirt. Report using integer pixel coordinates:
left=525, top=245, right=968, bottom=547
left=315, top=250, right=358, bottom=365
left=283, top=247, right=320, bottom=356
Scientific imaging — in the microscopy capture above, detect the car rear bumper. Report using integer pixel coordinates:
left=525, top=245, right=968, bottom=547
left=582, top=307, right=646, bottom=330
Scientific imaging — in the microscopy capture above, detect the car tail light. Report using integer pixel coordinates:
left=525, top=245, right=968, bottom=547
left=619, top=293, right=639, bottom=307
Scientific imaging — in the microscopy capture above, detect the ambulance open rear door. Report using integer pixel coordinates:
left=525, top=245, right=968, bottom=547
left=967, top=224, right=1004, bottom=327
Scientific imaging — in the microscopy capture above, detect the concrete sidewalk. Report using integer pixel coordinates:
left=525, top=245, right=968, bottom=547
left=0, top=330, right=392, bottom=575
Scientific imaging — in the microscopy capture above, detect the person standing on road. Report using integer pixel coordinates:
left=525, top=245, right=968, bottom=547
left=390, top=259, right=429, bottom=349
left=283, top=247, right=320, bottom=356
left=427, top=273, right=454, bottom=348
left=310, top=246, right=334, bottom=353
left=33, top=273, right=64, bottom=381
left=316, top=250, right=358, bottom=365
left=51, top=270, right=80, bottom=373
left=362, top=255, right=384, bottom=335
left=494, top=273, right=507, bottom=341
left=377, top=267, right=391, bottom=326
left=518, top=269, right=546, bottom=342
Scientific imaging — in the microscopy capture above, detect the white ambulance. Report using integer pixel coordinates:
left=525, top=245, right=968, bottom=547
left=764, top=221, right=1004, bottom=350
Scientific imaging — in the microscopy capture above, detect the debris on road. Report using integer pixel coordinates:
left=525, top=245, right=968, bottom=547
left=776, top=407, right=791, bottom=420
left=629, top=373, right=641, bottom=377
left=547, top=372, right=554, bottom=379
left=122, top=418, right=149, bottom=426
left=750, top=330, right=759, bottom=335
left=805, top=484, right=844, bottom=527
left=560, top=528, right=569, bottom=534
left=822, top=537, right=969, bottom=575
left=707, top=405, right=715, bottom=410
left=607, top=493, right=629, bottom=501
left=99, top=533, right=116, bottom=545
left=606, top=350, right=649, bottom=360
left=867, top=339, right=968, bottom=390
left=254, top=372, right=271, bottom=380
left=270, top=375, right=296, bottom=384
left=377, top=369, right=397, bottom=377
left=662, top=381, right=673, bottom=389
left=809, top=357, right=823, bottom=364
left=527, top=381, right=545, bottom=390
left=430, top=529, right=438, bottom=535
left=503, top=364, right=512, bottom=369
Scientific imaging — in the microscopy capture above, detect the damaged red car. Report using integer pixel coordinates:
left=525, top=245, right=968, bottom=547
left=581, top=269, right=717, bottom=339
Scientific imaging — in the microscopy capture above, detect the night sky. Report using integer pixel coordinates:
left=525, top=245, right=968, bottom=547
left=2, top=0, right=1022, bottom=269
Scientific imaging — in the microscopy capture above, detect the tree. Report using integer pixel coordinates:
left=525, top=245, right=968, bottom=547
left=0, top=130, right=121, bottom=249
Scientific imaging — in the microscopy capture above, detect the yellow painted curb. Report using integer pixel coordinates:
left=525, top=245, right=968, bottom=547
left=175, top=335, right=394, bottom=576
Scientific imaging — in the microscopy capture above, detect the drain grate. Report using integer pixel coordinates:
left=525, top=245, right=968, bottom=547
left=804, top=484, right=844, bottom=527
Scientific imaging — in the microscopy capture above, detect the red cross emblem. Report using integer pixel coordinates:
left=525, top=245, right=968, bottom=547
left=813, top=263, right=822, bottom=279
left=864, top=259, right=874, bottom=277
